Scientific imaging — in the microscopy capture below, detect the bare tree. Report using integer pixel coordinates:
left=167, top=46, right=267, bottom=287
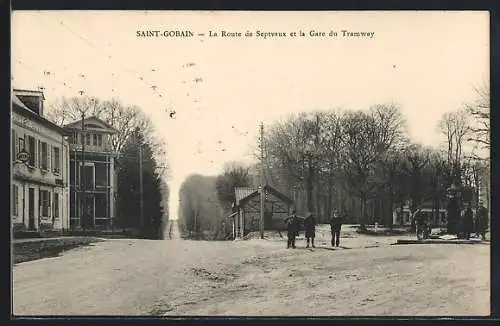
left=464, top=84, right=490, bottom=156
left=438, top=109, right=471, bottom=186
left=401, top=143, right=432, bottom=213
left=215, top=161, right=251, bottom=205
left=341, top=111, right=381, bottom=226
left=46, top=96, right=168, bottom=173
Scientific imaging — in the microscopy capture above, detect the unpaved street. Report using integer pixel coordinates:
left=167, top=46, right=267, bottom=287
left=13, top=222, right=489, bottom=316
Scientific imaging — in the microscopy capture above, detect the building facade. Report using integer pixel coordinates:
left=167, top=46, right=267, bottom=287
left=393, top=201, right=448, bottom=227
left=64, top=117, right=118, bottom=230
left=11, top=89, right=71, bottom=231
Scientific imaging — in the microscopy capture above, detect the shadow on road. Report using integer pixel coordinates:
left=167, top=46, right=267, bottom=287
left=291, top=246, right=352, bottom=251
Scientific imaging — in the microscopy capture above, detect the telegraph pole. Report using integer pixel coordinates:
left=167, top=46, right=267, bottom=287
left=260, top=122, right=265, bottom=239
left=79, top=90, right=86, bottom=231
left=138, top=143, right=144, bottom=233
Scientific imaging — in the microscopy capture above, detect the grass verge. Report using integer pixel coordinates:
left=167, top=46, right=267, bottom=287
left=13, top=237, right=104, bottom=264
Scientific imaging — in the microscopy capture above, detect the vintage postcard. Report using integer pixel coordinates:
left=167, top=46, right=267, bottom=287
left=11, top=10, right=490, bottom=317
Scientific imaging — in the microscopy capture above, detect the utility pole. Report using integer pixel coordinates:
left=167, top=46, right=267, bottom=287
left=138, top=143, right=144, bottom=234
left=260, top=122, right=265, bottom=239
left=80, top=100, right=86, bottom=231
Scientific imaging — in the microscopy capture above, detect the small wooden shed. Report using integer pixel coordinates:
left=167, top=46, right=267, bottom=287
left=229, top=184, right=294, bottom=240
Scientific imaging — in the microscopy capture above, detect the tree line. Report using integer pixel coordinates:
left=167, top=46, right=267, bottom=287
left=261, top=86, right=489, bottom=230
left=47, top=96, right=170, bottom=239
left=178, top=85, right=489, bottom=238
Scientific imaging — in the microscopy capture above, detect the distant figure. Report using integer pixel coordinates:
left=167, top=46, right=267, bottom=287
left=447, top=198, right=460, bottom=235
left=413, top=208, right=424, bottom=229
left=463, top=204, right=474, bottom=240
left=329, top=210, right=343, bottom=247
left=284, top=210, right=300, bottom=249
left=475, top=201, right=489, bottom=240
left=304, top=212, right=316, bottom=248
left=414, top=208, right=430, bottom=240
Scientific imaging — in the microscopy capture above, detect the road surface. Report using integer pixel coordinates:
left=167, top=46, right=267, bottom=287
left=13, top=223, right=489, bottom=316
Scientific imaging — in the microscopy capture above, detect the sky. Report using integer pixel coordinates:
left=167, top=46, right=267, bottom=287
left=11, top=11, right=489, bottom=219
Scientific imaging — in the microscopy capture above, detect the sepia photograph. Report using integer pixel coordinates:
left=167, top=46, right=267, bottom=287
left=11, top=10, right=490, bottom=317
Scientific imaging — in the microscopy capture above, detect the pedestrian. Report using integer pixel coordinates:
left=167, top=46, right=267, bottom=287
left=476, top=201, right=489, bottom=240
left=304, top=212, right=316, bottom=248
left=413, top=208, right=425, bottom=238
left=329, top=210, right=343, bottom=247
left=463, top=203, right=474, bottom=240
left=284, top=210, right=300, bottom=249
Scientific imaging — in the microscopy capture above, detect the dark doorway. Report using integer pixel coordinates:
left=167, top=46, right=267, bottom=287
left=28, top=188, right=35, bottom=230
left=85, top=194, right=95, bottom=228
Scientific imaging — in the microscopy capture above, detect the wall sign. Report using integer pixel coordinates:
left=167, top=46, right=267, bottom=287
left=16, top=149, right=30, bottom=163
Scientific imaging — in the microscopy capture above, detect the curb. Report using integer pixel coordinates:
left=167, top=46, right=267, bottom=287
left=394, top=239, right=488, bottom=245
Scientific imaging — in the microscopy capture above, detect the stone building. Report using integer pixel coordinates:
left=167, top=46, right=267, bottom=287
left=11, top=89, right=71, bottom=231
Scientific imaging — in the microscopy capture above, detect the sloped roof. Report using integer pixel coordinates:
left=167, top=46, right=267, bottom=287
left=234, top=184, right=294, bottom=207
left=235, top=187, right=258, bottom=204
left=12, top=94, right=69, bottom=135
left=63, top=116, right=118, bottom=133
left=13, top=88, right=45, bottom=100
left=12, top=94, right=31, bottom=111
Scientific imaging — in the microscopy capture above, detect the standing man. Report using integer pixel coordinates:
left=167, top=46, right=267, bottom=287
left=463, top=203, right=474, bottom=240
left=304, top=212, right=316, bottom=248
left=329, top=210, right=343, bottom=248
left=476, top=201, right=489, bottom=240
left=284, top=210, right=300, bottom=249
left=413, top=207, right=425, bottom=238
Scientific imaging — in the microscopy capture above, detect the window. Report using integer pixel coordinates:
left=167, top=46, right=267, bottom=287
left=12, top=130, right=16, bottom=161
left=19, top=137, right=25, bottom=152
left=27, top=136, right=36, bottom=166
left=53, top=147, right=61, bottom=173
left=97, top=134, right=102, bottom=146
left=53, top=193, right=59, bottom=219
left=40, top=142, right=48, bottom=170
left=95, top=163, right=107, bottom=187
left=39, top=190, right=50, bottom=217
left=93, top=134, right=98, bottom=146
left=12, top=185, right=19, bottom=216
left=85, top=133, right=91, bottom=146
left=72, top=132, right=78, bottom=144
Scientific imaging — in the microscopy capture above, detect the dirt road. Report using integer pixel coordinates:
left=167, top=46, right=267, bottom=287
left=13, top=223, right=489, bottom=316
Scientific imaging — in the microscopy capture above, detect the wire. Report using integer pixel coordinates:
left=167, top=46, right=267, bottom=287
left=58, top=20, right=177, bottom=112
left=14, top=59, right=80, bottom=93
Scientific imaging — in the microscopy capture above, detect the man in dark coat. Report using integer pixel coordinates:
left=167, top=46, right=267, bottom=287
left=463, top=204, right=474, bottom=240
left=284, top=210, right=300, bottom=249
left=329, top=210, right=343, bottom=247
left=476, top=201, right=489, bottom=240
left=304, top=212, right=316, bottom=248
left=413, top=208, right=426, bottom=238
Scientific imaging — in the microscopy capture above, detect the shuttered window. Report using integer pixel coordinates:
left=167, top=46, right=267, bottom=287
left=40, top=142, right=48, bottom=170
left=11, top=129, right=16, bottom=162
left=27, top=136, right=36, bottom=166
left=38, top=140, right=42, bottom=168
left=53, top=147, right=61, bottom=173
left=12, top=185, right=19, bottom=216
left=53, top=192, right=59, bottom=218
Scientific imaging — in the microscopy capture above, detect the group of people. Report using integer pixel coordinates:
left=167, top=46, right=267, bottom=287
left=283, top=209, right=344, bottom=249
left=459, top=201, right=489, bottom=240
left=412, top=201, right=489, bottom=240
